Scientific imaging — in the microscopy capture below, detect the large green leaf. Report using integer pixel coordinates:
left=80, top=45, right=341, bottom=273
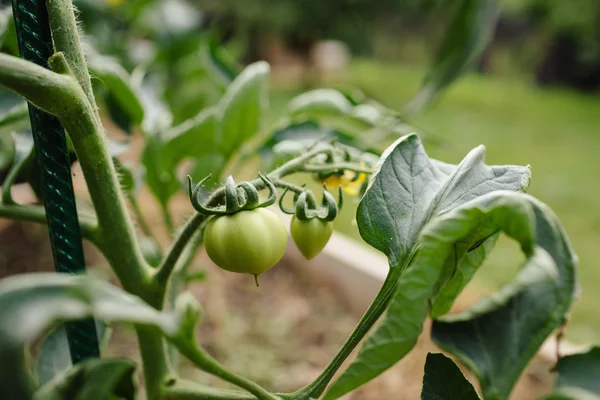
left=288, top=88, right=354, bottom=117
left=34, top=358, right=136, bottom=400
left=162, top=108, right=220, bottom=181
left=357, top=133, right=529, bottom=269
left=324, top=134, right=530, bottom=399
left=430, top=232, right=498, bottom=318
left=406, top=0, right=499, bottom=114
left=430, top=193, right=577, bottom=400
left=143, top=62, right=268, bottom=207
left=544, top=347, right=600, bottom=400
left=421, top=353, right=479, bottom=400
left=285, top=88, right=409, bottom=148
left=0, top=273, right=179, bottom=399
left=217, top=61, right=268, bottom=158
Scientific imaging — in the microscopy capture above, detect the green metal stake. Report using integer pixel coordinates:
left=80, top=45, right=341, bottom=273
left=11, top=0, right=100, bottom=362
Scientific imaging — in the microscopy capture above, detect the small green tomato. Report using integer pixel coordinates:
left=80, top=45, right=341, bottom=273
left=204, top=208, right=288, bottom=276
left=290, top=216, right=334, bottom=260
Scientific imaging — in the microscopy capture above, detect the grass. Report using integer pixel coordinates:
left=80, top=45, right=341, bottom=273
left=272, top=60, right=600, bottom=344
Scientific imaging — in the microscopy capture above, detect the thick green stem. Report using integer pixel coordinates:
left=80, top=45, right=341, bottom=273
left=57, top=83, right=151, bottom=286
left=46, top=0, right=97, bottom=112
left=0, top=53, right=77, bottom=116
left=62, top=95, right=172, bottom=394
left=0, top=51, right=152, bottom=289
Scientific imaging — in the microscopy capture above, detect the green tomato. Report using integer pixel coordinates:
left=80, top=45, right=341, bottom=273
left=204, top=208, right=288, bottom=275
left=290, top=216, right=334, bottom=260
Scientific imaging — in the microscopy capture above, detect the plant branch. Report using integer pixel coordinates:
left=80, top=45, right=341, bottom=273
left=0, top=53, right=79, bottom=117
left=300, top=163, right=372, bottom=174
left=171, top=338, right=279, bottom=400
left=155, top=213, right=207, bottom=285
left=272, top=180, right=306, bottom=194
left=46, top=0, right=98, bottom=112
left=293, top=270, right=401, bottom=399
left=162, top=380, right=257, bottom=400
left=0, top=202, right=99, bottom=242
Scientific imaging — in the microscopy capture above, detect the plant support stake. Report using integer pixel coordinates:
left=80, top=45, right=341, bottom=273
left=11, top=0, right=99, bottom=362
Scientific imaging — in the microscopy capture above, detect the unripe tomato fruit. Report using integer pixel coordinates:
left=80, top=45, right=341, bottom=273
left=204, top=208, right=288, bottom=275
left=290, top=216, right=334, bottom=260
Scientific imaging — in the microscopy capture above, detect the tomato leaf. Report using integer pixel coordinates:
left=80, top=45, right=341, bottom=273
left=217, top=61, right=269, bottom=158
left=421, top=353, right=479, bottom=400
left=285, top=88, right=409, bottom=147
left=34, top=358, right=136, bottom=400
left=324, top=134, right=530, bottom=399
left=0, top=273, right=179, bottom=399
left=405, top=0, right=499, bottom=114
left=430, top=193, right=577, bottom=399
left=288, top=88, right=354, bottom=117
left=144, top=62, right=268, bottom=208
left=357, top=133, right=529, bottom=269
left=542, top=347, right=600, bottom=400
left=37, top=322, right=109, bottom=387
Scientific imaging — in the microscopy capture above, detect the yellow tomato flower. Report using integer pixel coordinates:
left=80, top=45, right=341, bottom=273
left=322, top=167, right=367, bottom=197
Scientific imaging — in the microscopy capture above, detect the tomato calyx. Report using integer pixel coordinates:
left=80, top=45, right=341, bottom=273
left=279, top=186, right=342, bottom=222
left=188, top=173, right=276, bottom=215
